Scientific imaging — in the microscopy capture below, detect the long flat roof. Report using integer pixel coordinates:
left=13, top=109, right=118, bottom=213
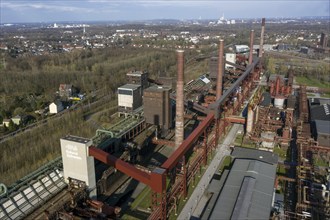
left=61, top=135, right=91, bottom=144
left=144, top=85, right=171, bottom=92
left=232, top=147, right=279, bottom=165
left=315, top=119, right=330, bottom=135
left=310, top=104, right=330, bottom=121
left=126, top=70, right=146, bottom=76
left=209, top=158, right=277, bottom=220
left=118, top=84, right=141, bottom=90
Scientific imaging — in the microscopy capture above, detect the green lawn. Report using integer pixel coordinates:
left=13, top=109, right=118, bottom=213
left=130, top=186, right=151, bottom=210
left=321, top=91, right=330, bottom=98
left=121, top=185, right=152, bottom=220
left=314, top=156, right=329, bottom=167
left=307, top=93, right=316, bottom=97
left=234, top=134, right=256, bottom=149
left=277, top=164, right=286, bottom=176
left=295, top=76, right=330, bottom=89
left=234, top=134, right=244, bottom=146
left=218, top=156, right=232, bottom=172
left=273, top=146, right=287, bottom=159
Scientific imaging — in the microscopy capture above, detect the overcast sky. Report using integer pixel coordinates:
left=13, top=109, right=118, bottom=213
left=1, top=0, right=329, bottom=23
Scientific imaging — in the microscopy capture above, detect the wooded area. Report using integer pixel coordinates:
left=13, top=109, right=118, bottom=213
left=0, top=46, right=207, bottom=185
left=0, top=47, right=181, bottom=123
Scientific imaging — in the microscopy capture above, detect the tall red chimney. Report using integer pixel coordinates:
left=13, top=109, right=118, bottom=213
left=259, top=18, right=266, bottom=58
left=175, top=50, right=185, bottom=149
left=216, top=39, right=224, bottom=100
left=249, top=30, right=254, bottom=64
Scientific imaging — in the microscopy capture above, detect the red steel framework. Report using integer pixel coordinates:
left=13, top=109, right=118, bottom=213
left=89, top=19, right=265, bottom=220
left=89, top=60, right=261, bottom=219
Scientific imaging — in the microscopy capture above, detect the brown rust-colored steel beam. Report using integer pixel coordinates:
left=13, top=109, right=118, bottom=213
left=89, top=146, right=166, bottom=193
left=183, top=156, right=187, bottom=198
left=225, top=116, right=246, bottom=124
left=152, top=137, right=175, bottom=147
left=310, top=145, right=330, bottom=151
left=203, top=130, right=208, bottom=165
left=184, top=114, right=206, bottom=121
left=162, top=113, right=215, bottom=170
left=89, top=146, right=151, bottom=184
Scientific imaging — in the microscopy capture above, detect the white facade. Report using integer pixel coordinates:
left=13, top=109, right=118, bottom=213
left=225, top=53, right=236, bottom=70
left=235, top=45, right=249, bottom=53
left=60, top=135, right=96, bottom=198
left=49, top=101, right=64, bottom=114
left=118, top=84, right=142, bottom=112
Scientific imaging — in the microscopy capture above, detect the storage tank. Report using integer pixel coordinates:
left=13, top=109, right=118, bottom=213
left=274, top=97, right=285, bottom=109
left=261, top=131, right=276, bottom=148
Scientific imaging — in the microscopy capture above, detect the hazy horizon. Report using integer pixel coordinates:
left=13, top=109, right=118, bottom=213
left=1, top=0, right=329, bottom=23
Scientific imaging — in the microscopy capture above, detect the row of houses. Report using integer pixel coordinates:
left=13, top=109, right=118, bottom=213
left=1, top=84, right=78, bottom=128
left=2, top=115, right=25, bottom=127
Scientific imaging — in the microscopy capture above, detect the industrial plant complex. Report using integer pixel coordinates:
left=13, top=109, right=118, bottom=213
left=0, top=16, right=330, bottom=220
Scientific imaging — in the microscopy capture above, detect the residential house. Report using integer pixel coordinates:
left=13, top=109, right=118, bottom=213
left=49, top=100, right=64, bottom=114
left=59, top=84, right=76, bottom=98
left=11, top=115, right=24, bottom=125
left=2, top=119, right=11, bottom=127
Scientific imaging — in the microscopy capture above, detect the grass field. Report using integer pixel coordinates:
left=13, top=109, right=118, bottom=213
left=233, top=134, right=256, bottom=148
left=218, top=156, right=232, bottom=172
left=295, top=76, right=330, bottom=89
left=273, top=146, right=287, bottom=159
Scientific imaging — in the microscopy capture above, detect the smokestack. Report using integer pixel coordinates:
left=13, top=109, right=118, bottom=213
left=175, top=50, right=184, bottom=149
left=258, top=18, right=265, bottom=58
left=216, top=39, right=224, bottom=100
left=248, top=30, right=254, bottom=64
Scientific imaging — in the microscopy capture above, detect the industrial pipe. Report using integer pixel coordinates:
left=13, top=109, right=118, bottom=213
left=216, top=39, right=224, bottom=100
left=209, top=57, right=260, bottom=118
left=175, top=50, right=185, bottom=149
left=0, top=183, right=7, bottom=197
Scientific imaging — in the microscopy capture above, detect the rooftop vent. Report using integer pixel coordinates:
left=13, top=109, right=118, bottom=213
left=324, top=104, right=330, bottom=115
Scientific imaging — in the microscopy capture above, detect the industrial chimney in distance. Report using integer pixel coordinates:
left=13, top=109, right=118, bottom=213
left=175, top=50, right=185, bottom=149
left=216, top=39, right=224, bottom=100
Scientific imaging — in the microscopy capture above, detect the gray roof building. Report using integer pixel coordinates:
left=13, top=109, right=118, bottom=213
left=315, top=120, right=330, bottom=135
left=310, top=104, right=330, bottom=121
left=313, top=120, right=330, bottom=147
left=260, top=92, right=271, bottom=107
left=231, top=147, right=279, bottom=165
left=204, top=148, right=278, bottom=220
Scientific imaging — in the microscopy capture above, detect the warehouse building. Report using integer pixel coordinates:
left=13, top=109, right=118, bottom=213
left=313, top=120, right=330, bottom=147
left=202, top=147, right=278, bottom=220
left=310, top=102, right=330, bottom=147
